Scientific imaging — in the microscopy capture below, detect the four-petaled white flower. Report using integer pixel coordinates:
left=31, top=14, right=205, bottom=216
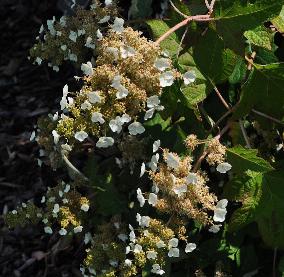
left=75, top=131, right=88, bottom=142
left=137, top=188, right=145, bottom=207
left=125, top=259, right=132, bottom=266
left=85, top=36, right=95, bottom=49
left=81, top=62, right=93, bottom=76
left=159, top=71, right=175, bottom=87
left=109, top=117, right=123, bottom=133
left=91, top=112, right=105, bottom=124
left=154, top=58, right=171, bottom=71
left=52, top=130, right=60, bottom=144
left=185, top=243, right=197, bottom=253
left=120, top=45, right=136, bottom=58
left=165, top=152, right=180, bottom=169
left=144, top=108, right=155, bottom=120
left=81, top=100, right=92, bottom=110
left=213, top=199, right=228, bottom=222
left=183, top=70, right=196, bottom=85
left=133, top=244, right=143, bottom=253
left=148, top=193, right=158, bottom=206
left=81, top=203, right=89, bottom=212
left=105, top=0, right=112, bottom=6
left=168, top=238, right=179, bottom=248
left=173, top=184, right=187, bottom=197
left=147, top=250, right=158, bottom=260
left=156, top=240, right=166, bottom=248
left=111, top=17, right=124, bottom=33
left=59, top=228, right=67, bottom=236
left=88, top=91, right=101, bottom=104
left=147, top=95, right=160, bottom=108
left=74, top=225, right=83, bottom=233
left=44, top=226, right=53, bottom=234
left=149, top=153, right=159, bottom=172
left=151, top=264, right=165, bottom=275
left=216, top=162, right=232, bottom=174
left=153, top=140, right=161, bottom=153
left=136, top=213, right=150, bottom=227
left=128, top=122, right=145, bottom=135
left=186, top=172, right=198, bottom=185
left=96, top=137, right=114, bottom=148
left=168, top=247, right=180, bottom=258
left=209, top=224, right=222, bottom=233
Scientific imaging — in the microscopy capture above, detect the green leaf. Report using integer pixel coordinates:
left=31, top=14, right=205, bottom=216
left=244, top=26, right=274, bottom=50
left=146, top=19, right=180, bottom=55
left=226, top=145, right=274, bottom=174
left=193, top=28, right=238, bottom=84
left=257, top=170, right=284, bottom=248
left=214, top=0, right=284, bottom=53
left=178, top=52, right=212, bottom=107
left=272, top=5, right=284, bottom=32
left=225, top=171, right=263, bottom=231
left=228, top=57, right=247, bottom=85
left=225, top=170, right=284, bottom=249
left=233, top=63, right=284, bottom=122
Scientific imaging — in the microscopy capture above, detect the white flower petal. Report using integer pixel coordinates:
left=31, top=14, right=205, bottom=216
left=209, top=224, right=222, bottom=233
left=168, top=247, right=179, bottom=258
left=91, top=112, right=105, bottom=124
left=59, top=228, right=67, bottom=236
left=216, top=162, right=232, bottom=174
left=128, top=122, right=145, bottom=135
left=153, top=140, right=160, bottom=153
left=44, top=226, right=53, bottom=234
left=74, top=226, right=83, bottom=233
left=140, top=162, right=146, bottom=177
left=183, top=70, right=196, bottom=85
left=111, top=17, right=124, bottom=33
left=74, top=131, right=88, bottom=142
left=88, top=91, right=101, bottom=104
left=168, top=238, right=178, bottom=248
left=148, top=193, right=158, bottom=206
left=154, top=58, right=171, bottom=71
left=186, top=172, right=198, bottom=185
left=159, top=71, right=175, bottom=87
left=96, top=137, right=114, bottom=148
left=165, top=152, right=180, bottom=169
left=185, top=243, right=196, bottom=253
left=81, top=62, right=93, bottom=76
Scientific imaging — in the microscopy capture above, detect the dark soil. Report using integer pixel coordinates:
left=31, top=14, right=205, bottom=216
left=0, top=1, right=80, bottom=276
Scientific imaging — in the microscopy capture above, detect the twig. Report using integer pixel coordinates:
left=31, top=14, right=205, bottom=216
left=154, top=14, right=212, bottom=45
left=239, top=120, right=251, bottom=148
left=209, top=108, right=235, bottom=133
left=213, top=84, right=231, bottom=110
left=193, top=122, right=231, bottom=171
left=273, top=248, right=277, bottom=277
left=176, top=25, right=189, bottom=57
left=252, top=109, right=284, bottom=125
left=169, top=0, right=188, bottom=18
left=62, top=154, right=88, bottom=181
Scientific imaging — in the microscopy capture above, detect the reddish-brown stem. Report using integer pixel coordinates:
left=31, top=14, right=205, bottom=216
left=213, top=85, right=231, bottom=110
left=154, top=14, right=212, bottom=45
